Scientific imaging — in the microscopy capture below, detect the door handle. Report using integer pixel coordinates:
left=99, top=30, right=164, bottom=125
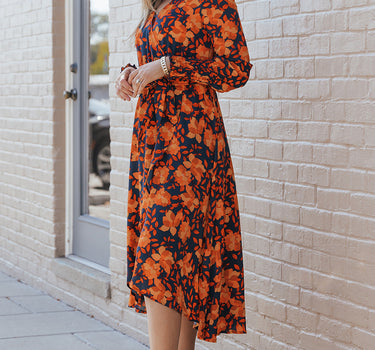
left=64, top=88, right=78, bottom=101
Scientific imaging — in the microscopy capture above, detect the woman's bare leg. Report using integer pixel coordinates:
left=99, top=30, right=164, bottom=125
left=144, top=296, right=181, bottom=350
left=178, top=314, right=198, bottom=350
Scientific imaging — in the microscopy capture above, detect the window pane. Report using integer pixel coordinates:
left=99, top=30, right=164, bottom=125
left=88, top=0, right=110, bottom=221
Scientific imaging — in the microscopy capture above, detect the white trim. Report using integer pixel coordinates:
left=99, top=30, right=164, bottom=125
left=65, top=0, right=74, bottom=256
left=67, top=254, right=111, bottom=275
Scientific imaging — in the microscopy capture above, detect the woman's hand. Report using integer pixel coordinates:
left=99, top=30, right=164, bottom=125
left=128, top=59, right=166, bottom=97
left=115, top=67, right=135, bottom=101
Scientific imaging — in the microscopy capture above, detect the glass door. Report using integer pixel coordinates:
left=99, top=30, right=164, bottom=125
left=65, top=0, right=110, bottom=268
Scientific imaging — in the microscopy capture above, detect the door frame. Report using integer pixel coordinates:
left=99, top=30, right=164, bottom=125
left=65, top=0, right=74, bottom=257
left=64, top=0, right=110, bottom=271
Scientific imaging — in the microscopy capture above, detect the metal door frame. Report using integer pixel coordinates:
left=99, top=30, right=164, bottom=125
left=65, top=0, right=110, bottom=269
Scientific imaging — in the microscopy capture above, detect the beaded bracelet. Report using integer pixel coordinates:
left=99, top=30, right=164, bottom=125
left=121, top=63, right=137, bottom=72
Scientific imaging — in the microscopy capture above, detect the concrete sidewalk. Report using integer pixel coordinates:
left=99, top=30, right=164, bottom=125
left=0, top=270, right=149, bottom=350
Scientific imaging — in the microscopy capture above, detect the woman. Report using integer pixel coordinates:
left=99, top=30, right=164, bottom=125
left=115, top=0, right=252, bottom=348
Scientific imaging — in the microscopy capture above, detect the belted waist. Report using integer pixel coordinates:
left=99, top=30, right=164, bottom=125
left=142, top=76, right=208, bottom=93
left=139, top=76, right=215, bottom=126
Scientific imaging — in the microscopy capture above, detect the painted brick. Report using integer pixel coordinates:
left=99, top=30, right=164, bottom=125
left=244, top=1, right=270, bottom=21
left=332, top=79, right=369, bottom=100
left=254, top=59, right=284, bottom=79
left=300, top=34, right=330, bottom=56
left=269, top=161, right=298, bottom=182
left=314, top=11, right=348, bottom=33
left=300, top=207, right=332, bottom=231
left=298, top=79, right=331, bottom=100
left=283, top=224, right=313, bottom=248
left=256, top=18, right=282, bottom=39
left=297, top=122, right=330, bottom=142
left=283, top=15, right=315, bottom=36
left=349, top=8, right=375, bottom=31
left=286, top=305, right=318, bottom=332
left=300, top=0, right=331, bottom=13
left=270, top=38, right=299, bottom=58
left=331, top=32, right=366, bottom=54
left=269, top=121, right=297, bottom=141
left=331, top=124, right=364, bottom=146
left=2, top=1, right=375, bottom=350
left=269, top=81, right=298, bottom=99
left=285, top=183, right=315, bottom=206
left=255, top=178, right=284, bottom=200
left=284, top=58, right=315, bottom=78
left=315, top=56, right=349, bottom=77
left=331, top=169, right=367, bottom=192
left=270, top=0, right=299, bottom=17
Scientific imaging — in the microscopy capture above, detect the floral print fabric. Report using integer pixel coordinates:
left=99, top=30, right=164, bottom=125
left=126, top=0, right=252, bottom=342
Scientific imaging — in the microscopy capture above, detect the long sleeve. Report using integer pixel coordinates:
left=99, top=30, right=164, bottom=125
left=168, top=0, right=253, bottom=93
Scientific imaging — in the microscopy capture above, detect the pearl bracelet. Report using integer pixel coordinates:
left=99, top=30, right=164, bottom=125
left=160, top=56, right=170, bottom=77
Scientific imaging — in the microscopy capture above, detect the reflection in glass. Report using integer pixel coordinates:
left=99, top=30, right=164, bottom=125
left=88, top=0, right=110, bottom=221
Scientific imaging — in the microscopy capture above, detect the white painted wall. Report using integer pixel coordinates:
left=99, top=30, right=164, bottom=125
left=1, top=0, right=375, bottom=349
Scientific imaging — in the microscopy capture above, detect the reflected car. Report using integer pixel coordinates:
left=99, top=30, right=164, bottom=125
left=89, top=98, right=111, bottom=189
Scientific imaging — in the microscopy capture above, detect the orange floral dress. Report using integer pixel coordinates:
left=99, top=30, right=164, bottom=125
left=126, top=0, right=252, bottom=342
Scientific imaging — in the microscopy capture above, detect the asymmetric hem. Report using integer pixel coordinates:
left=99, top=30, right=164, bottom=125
left=126, top=0, right=252, bottom=342
left=128, top=279, right=247, bottom=343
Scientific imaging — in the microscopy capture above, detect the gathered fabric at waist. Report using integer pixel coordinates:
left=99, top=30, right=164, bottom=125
left=136, top=75, right=220, bottom=128
left=141, top=76, right=212, bottom=95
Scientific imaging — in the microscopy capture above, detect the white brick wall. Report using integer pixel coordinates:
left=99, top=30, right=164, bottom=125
left=108, top=0, right=375, bottom=348
left=1, top=0, right=375, bottom=349
left=0, top=0, right=65, bottom=264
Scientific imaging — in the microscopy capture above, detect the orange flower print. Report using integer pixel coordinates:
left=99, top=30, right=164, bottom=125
left=179, top=252, right=193, bottom=276
left=152, top=166, right=169, bottom=185
left=224, top=205, right=233, bottom=223
left=179, top=220, right=192, bottom=244
left=167, top=136, right=180, bottom=156
left=187, top=116, right=205, bottom=144
left=219, top=284, right=230, bottom=304
left=183, top=154, right=206, bottom=183
left=175, top=285, right=188, bottom=315
left=170, top=21, right=188, bottom=44
left=143, top=257, right=160, bottom=280
left=145, top=125, right=158, bottom=146
left=187, top=13, right=203, bottom=35
left=215, top=199, right=225, bottom=220
left=151, top=187, right=171, bottom=207
left=217, top=317, right=227, bottom=332
left=224, top=268, right=240, bottom=289
left=159, top=122, right=174, bottom=143
left=127, top=0, right=252, bottom=343
left=152, top=246, right=175, bottom=274
left=160, top=209, right=184, bottom=235
left=204, top=128, right=215, bottom=152
left=181, top=186, right=200, bottom=212
left=127, top=195, right=139, bottom=214
left=202, top=8, right=223, bottom=27
left=225, top=230, right=241, bottom=251
left=198, top=278, right=209, bottom=300
left=181, top=97, right=193, bottom=114
left=210, top=242, right=223, bottom=268
left=174, top=164, right=192, bottom=187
